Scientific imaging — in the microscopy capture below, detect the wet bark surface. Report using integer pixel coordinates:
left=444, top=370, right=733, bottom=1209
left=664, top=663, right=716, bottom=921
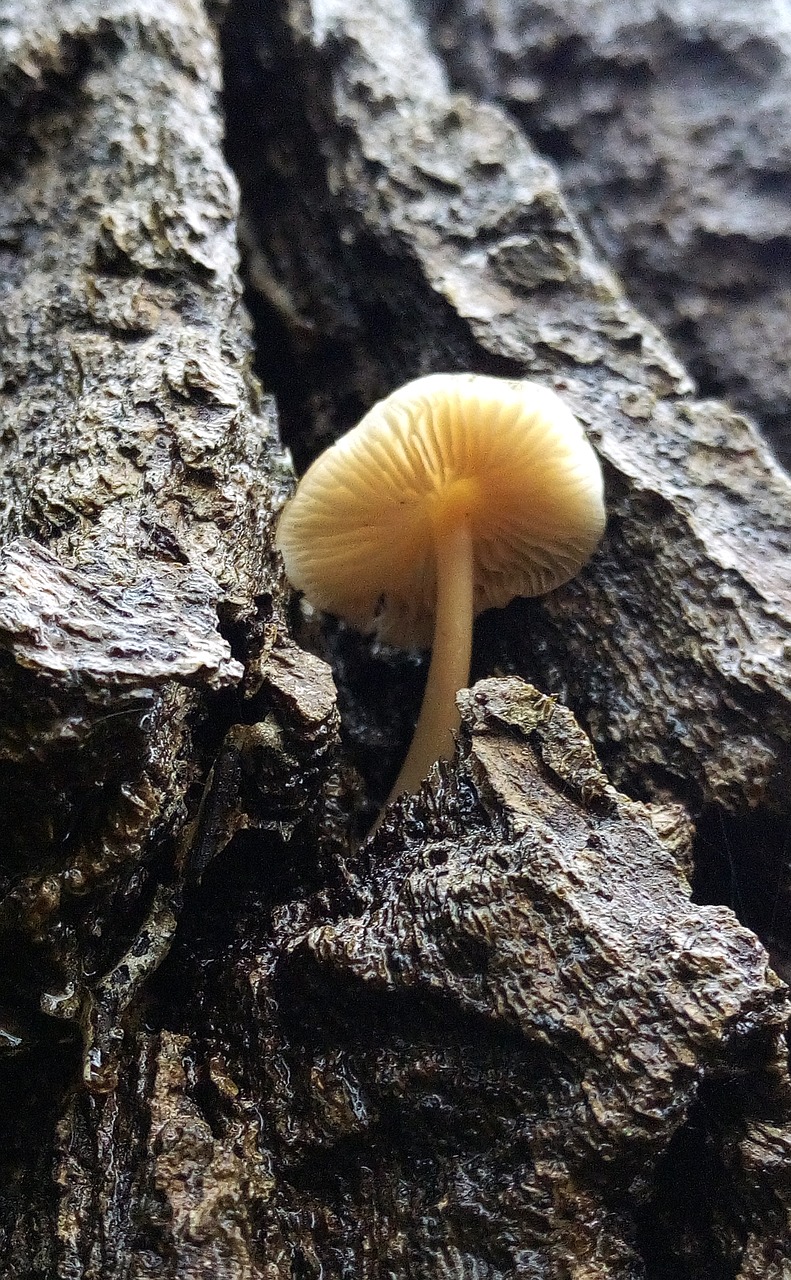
left=0, top=0, right=790, bottom=1277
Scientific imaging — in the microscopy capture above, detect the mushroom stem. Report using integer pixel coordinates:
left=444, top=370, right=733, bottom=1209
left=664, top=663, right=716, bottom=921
left=387, top=517, right=474, bottom=803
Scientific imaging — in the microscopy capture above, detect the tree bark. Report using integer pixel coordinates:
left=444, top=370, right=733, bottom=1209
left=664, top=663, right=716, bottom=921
left=0, top=0, right=790, bottom=1278
left=420, top=0, right=791, bottom=471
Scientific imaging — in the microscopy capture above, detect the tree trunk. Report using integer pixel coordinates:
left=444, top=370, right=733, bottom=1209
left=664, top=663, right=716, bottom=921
left=420, top=0, right=791, bottom=470
left=1, top=0, right=790, bottom=1277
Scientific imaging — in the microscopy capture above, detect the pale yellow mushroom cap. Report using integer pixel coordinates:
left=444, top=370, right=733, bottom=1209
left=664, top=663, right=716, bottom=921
left=276, top=373, right=605, bottom=648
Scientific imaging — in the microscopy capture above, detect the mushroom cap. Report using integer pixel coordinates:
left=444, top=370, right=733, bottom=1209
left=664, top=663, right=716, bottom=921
left=276, top=373, right=605, bottom=648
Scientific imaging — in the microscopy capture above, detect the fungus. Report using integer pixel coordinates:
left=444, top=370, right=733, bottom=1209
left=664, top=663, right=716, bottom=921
left=276, top=373, right=605, bottom=808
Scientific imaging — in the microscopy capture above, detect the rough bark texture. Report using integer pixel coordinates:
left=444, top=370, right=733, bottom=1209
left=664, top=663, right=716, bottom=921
left=420, top=0, right=791, bottom=470
left=0, top=0, right=294, bottom=1264
left=0, top=0, right=790, bottom=1278
left=229, top=0, right=791, bottom=819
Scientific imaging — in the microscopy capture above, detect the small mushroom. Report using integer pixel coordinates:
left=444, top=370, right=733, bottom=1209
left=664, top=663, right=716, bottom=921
left=276, top=373, right=605, bottom=807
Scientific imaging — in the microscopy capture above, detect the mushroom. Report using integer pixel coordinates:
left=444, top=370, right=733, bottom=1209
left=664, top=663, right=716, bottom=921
left=276, top=373, right=605, bottom=808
